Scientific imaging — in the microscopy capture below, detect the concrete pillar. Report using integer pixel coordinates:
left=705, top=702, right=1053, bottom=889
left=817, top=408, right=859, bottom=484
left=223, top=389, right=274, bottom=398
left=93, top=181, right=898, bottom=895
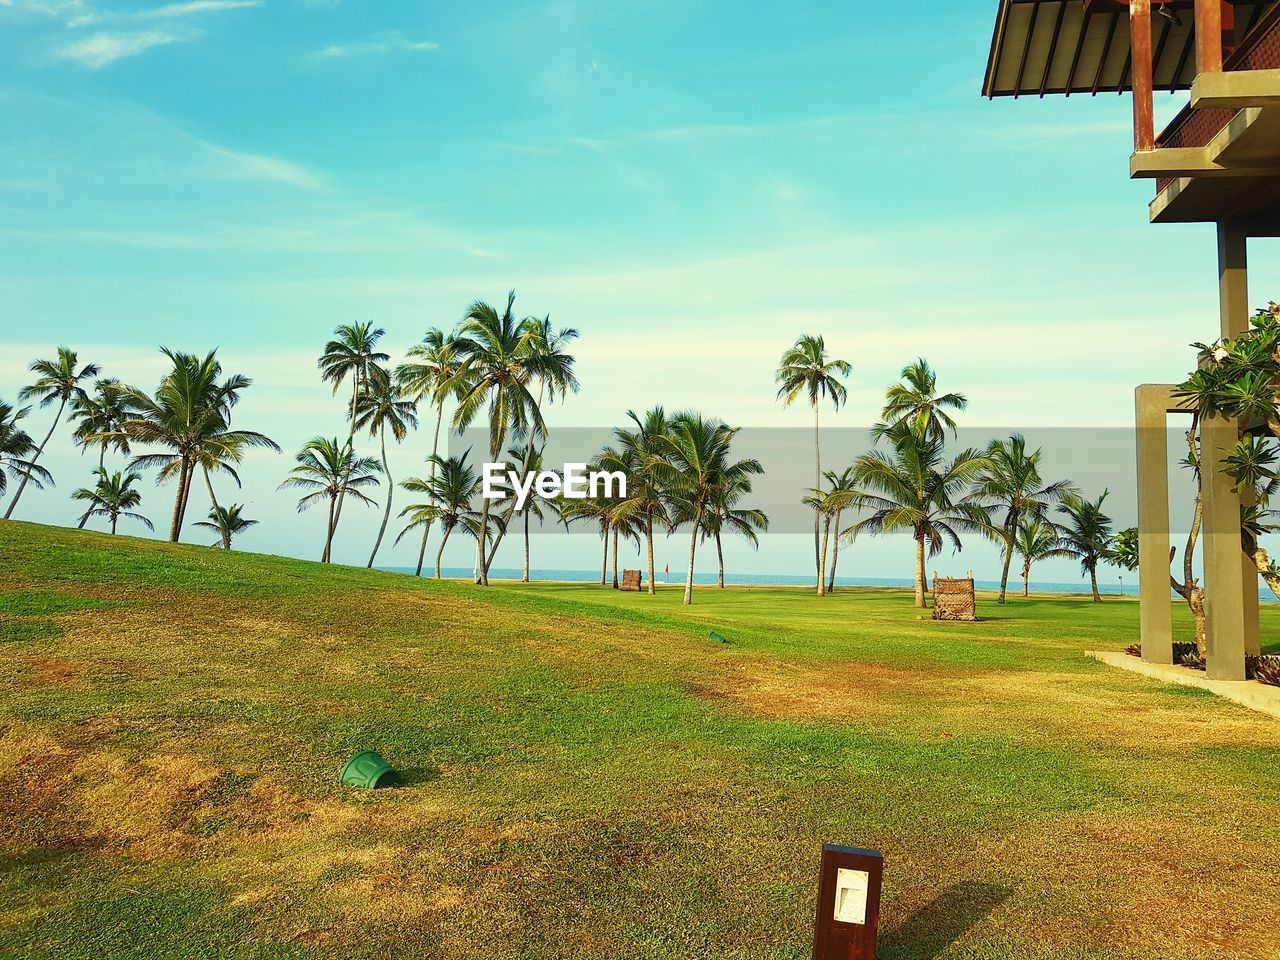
left=1201, top=409, right=1249, bottom=681
left=1136, top=386, right=1173, bottom=663
left=1217, top=222, right=1261, bottom=658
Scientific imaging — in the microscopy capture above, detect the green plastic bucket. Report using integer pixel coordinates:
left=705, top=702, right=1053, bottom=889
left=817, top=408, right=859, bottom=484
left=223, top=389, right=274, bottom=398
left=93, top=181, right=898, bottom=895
left=340, top=750, right=397, bottom=789
left=708, top=631, right=730, bottom=644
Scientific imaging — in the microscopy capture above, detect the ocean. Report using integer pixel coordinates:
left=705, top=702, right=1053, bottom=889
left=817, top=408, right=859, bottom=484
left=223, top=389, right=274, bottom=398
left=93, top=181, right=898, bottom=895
left=379, top=566, right=1162, bottom=596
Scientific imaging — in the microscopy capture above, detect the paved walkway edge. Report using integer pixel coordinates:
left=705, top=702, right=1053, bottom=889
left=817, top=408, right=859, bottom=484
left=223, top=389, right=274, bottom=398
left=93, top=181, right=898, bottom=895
left=1087, top=650, right=1280, bottom=720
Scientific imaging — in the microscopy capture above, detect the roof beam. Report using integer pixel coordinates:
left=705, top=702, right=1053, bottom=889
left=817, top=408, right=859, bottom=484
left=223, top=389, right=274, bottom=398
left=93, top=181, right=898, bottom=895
left=1065, top=7, right=1097, bottom=95
left=1092, top=10, right=1122, bottom=94
left=1014, top=1, right=1044, bottom=98
left=1040, top=2, right=1070, bottom=96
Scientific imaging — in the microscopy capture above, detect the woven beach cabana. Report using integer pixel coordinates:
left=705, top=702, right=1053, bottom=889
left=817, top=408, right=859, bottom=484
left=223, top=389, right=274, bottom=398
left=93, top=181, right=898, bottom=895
left=932, top=571, right=977, bottom=622
left=620, top=569, right=643, bottom=592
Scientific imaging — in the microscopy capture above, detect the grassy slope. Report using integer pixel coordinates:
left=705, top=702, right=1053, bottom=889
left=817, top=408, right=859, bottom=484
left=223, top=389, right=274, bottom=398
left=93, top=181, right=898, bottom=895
left=0, top=521, right=1277, bottom=960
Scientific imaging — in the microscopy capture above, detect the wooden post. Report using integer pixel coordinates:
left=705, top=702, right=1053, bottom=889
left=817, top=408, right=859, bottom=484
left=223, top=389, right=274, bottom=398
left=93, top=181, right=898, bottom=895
left=1136, top=385, right=1173, bottom=664
left=1217, top=223, right=1262, bottom=657
left=1195, top=0, right=1224, bottom=73
left=812, top=846, right=883, bottom=960
left=1131, top=0, right=1155, bottom=151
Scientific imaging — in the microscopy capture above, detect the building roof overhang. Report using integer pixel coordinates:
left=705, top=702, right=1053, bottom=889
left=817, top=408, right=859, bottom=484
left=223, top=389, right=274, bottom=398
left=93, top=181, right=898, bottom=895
left=983, top=0, right=1279, bottom=99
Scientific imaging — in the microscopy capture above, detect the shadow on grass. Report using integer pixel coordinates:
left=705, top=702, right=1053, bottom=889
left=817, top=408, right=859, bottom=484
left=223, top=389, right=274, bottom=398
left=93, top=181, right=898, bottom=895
left=880, top=881, right=1012, bottom=960
left=391, top=764, right=442, bottom=787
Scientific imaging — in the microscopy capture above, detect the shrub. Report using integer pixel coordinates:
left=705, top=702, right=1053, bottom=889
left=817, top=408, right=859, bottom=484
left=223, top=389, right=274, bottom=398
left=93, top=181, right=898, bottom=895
left=1125, top=643, right=1141, bottom=658
left=1249, top=655, right=1280, bottom=688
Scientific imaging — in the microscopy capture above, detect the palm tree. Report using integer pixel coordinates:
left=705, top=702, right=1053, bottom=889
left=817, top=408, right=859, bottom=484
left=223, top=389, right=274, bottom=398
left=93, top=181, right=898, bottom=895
left=71, top=378, right=131, bottom=529
left=822, top=466, right=857, bottom=592
left=4, top=348, right=100, bottom=519
left=396, top=326, right=465, bottom=576
left=0, top=400, right=50, bottom=505
left=652, top=412, right=763, bottom=605
left=319, top=321, right=390, bottom=432
left=594, top=446, right=644, bottom=589
left=838, top=423, right=990, bottom=609
left=188, top=435, right=257, bottom=549
left=354, top=369, right=419, bottom=569
left=116, top=350, right=278, bottom=542
left=1014, top=516, right=1071, bottom=597
left=71, top=378, right=130, bottom=471
left=71, top=469, right=151, bottom=535
left=699, top=473, right=768, bottom=588
left=803, top=485, right=841, bottom=597
left=194, top=503, right=257, bottom=549
left=775, top=335, right=851, bottom=589
left=873, top=358, right=967, bottom=443
left=447, top=292, right=573, bottom=585
left=279, top=437, right=382, bottom=562
left=559, top=465, right=617, bottom=587
left=971, top=434, right=1076, bottom=603
left=611, top=406, right=672, bottom=595
left=319, top=321, right=389, bottom=531
left=1057, top=490, right=1114, bottom=602
left=484, top=315, right=579, bottom=573
left=396, top=452, right=489, bottom=579
left=505, top=442, right=555, bottom=582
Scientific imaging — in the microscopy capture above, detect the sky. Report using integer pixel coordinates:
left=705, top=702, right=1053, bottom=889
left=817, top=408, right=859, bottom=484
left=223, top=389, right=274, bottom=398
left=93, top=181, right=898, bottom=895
left=1, top=0, right=1276, bottom=583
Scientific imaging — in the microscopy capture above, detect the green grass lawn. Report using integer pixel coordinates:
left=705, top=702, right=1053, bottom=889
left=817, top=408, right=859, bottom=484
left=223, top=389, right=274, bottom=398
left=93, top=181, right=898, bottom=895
left=1, top=521, right=1278, bottom=960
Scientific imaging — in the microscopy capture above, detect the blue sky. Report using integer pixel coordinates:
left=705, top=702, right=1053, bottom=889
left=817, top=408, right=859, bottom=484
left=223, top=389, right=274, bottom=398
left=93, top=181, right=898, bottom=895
left=1, top=0, right=1276, bottom=581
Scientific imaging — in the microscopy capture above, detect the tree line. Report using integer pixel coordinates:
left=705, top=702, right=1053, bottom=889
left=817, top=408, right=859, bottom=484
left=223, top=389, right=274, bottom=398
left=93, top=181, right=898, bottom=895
left=0, top=298, right=1130, bottom=606
left=777, top=337, right=1116, bottom=607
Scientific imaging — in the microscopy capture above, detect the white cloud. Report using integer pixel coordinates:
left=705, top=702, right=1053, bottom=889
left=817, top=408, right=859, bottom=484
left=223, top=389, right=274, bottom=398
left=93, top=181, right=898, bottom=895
left=197, top=141, right=328, bottom=191
left=61, top=0, right=261, bottom=25
left=54, top=29, right=185, bottom=67
left=134, top=0, right=261, bottom=19
left=312, top=31, right=439, bottom=60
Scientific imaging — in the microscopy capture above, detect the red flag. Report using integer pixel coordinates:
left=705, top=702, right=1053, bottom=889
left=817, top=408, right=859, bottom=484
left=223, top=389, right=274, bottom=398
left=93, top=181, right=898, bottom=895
left=664, top=564, right=669, bottom=574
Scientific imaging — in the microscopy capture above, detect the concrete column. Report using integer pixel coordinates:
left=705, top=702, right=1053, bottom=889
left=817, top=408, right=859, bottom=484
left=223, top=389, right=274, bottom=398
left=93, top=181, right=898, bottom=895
left=1217, top=222, right=1261, bottom=658
left=1201, top=409, right=1248, bottom=681
left=1136, top=386, right=1173, bottom=663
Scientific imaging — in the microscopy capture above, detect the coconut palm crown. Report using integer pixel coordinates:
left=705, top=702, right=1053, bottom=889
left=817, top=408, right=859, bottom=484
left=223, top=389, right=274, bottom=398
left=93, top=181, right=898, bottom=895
left=4, top=347, right=100, bottom=519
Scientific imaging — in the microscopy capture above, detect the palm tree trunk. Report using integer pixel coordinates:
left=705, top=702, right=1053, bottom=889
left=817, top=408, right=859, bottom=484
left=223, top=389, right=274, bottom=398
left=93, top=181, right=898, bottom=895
left=522, top=507, right=532, bottom=582
left=1089, top=564, right=1101, bottom=602
left=716, top=531, right=725, bottom=588
left=77, top=445, right=103, bottom=535
left=645, top=511, right=656, bottom=596
left=914, top=534, right=927, bottom=609
left=813, top=403, right=821, bottom=589
left=476, top=495, right=492, bottom=585
left=818, top=514, right=831, bottom=597
left=202, top=465, right=228, bottom=548
left=487, top=385, right=544, bottom=575
left=1023, top=561, right=1031, bottom=597
left=612, top=525, right=620, bottom=589
left=436, top=525, right=453, bottom=579
left=367, top=426, right=393, bottom=569
left=476, top=427, right=504, bottom=586
left=168, top=458, right=189, bottom=542
left=684, top=504, right=703, bottom=605
left=331, top=374, right=361, bottom=535
left=600, top=520, right=610, bottom=586
left=998, top=521, right=1016, bottom=603
left=111, top=513, right=118, bottom=535
left=827, top=509, right=842, bottom=592
left=415, top=400, right=444, bottom=577
left=322, top=492, right=338, bottom=562
left=4, top=395, right=66, bottom=520
left=176, top=458, right=198, bottom=536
